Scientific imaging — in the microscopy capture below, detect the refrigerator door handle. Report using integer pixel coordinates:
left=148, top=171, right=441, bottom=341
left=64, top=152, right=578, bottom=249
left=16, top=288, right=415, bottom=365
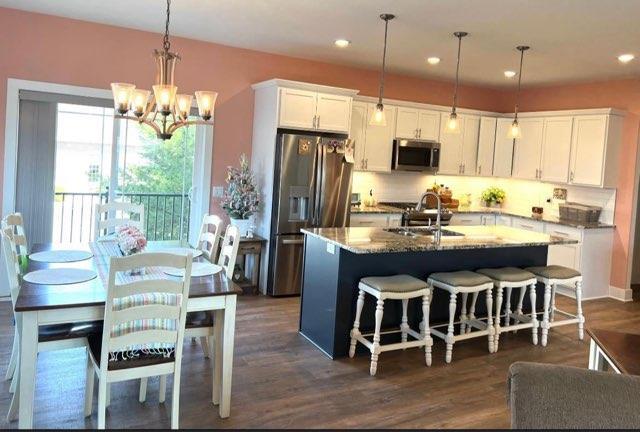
left=314, top=143, right=325, bottom=227
left=282, top=238, right=304, bottom=245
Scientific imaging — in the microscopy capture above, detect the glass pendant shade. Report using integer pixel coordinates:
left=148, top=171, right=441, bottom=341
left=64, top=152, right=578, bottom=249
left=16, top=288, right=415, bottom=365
left=508, top=119, right=522, bottom=139
left=131, top=89, right=151, bottom=117
left=195, top=91, right=218, bottom=121
left=153, top=84, right=178, bottom=116
left=445, top=112, right=461, bottom=134
left=176, top=94, right=193, bottom=120
left=111, top=83, right=135, bottom=114
left=369, top=103, right=387, bottom=126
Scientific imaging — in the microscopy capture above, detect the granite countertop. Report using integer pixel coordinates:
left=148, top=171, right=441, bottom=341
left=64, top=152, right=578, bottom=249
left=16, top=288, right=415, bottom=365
left=350, top=204, right=614, bottom=230
left=302, top=225, right=578, bottom=254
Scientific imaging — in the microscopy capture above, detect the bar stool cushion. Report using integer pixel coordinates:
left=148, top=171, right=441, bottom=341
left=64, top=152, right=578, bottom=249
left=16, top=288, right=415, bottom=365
left=428, top=270, right=492, bottom=287
left=525, top=265, right=581, bottom=280
left=476, top=267, right=536, bottom=283
left=360, top=274, right=427, bottom=293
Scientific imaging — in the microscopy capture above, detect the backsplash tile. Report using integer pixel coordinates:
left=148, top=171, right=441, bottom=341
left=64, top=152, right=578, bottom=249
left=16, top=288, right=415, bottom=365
left=351, top=171, right=616, bottom=224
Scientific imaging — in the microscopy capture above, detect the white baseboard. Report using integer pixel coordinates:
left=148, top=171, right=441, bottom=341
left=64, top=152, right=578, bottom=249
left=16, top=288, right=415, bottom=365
left=609, top=285, right=634, bottom=302
left=555, top=286, right=616, bottom=301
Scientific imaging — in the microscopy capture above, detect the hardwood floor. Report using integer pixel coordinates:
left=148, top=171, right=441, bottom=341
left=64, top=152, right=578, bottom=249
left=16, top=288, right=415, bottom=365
left=0, top=294, right=638, bottom=429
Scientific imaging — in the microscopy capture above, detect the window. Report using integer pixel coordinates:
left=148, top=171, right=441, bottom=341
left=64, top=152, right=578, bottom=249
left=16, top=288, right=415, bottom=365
left=87, top=164, right=100, bottom=183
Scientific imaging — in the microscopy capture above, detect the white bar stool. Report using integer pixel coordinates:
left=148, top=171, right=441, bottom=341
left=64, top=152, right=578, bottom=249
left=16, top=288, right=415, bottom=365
left=349, top=275, right=432, bottom=376
left=476, top=267, right=539, bottom=350
left=524, top=265, right=584, bottom=346
left=427, top=271, right=495, bottom=363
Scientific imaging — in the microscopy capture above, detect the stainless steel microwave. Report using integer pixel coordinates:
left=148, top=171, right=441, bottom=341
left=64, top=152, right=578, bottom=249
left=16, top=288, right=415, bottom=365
left=392, top=139, right=440, bottom=172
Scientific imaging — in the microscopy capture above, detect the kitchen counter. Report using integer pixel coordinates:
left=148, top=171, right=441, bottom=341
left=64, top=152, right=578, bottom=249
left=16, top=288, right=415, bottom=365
left=350, top=203, right=614, bottom=229
left=301, top=225, right=577, bottom=254
left=299, top=225, right=568, bottom=358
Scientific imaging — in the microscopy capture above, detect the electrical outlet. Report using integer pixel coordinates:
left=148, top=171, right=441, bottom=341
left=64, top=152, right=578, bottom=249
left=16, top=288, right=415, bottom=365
left=212, top=186, right=224, bottom=198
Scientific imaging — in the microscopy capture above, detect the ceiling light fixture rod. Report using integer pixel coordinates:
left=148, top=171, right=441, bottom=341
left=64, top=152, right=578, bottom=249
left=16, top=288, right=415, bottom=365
left=451, top=31, right=468, bottom=114
left=377, top=13, right=395, bottom=105
left=513, top=45, right=530, bottom=120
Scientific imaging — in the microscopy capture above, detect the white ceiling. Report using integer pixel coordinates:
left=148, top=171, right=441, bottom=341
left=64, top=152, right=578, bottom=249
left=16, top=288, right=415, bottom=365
left=3, top=0, right=640, bottom=87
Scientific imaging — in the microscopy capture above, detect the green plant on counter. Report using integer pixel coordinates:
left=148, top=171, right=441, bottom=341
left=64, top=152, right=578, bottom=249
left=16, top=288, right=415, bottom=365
left=481, top=186, right=506, bottom=205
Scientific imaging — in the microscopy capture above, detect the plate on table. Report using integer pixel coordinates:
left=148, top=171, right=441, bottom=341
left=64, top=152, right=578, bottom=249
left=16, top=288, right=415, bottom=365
left=163, top=262, right=222, bottom=278
left=23, top=268, right=97, bottom=285
left=29, top=250, right=93, bottom=263
left=148, top=247, right=203, bottom=259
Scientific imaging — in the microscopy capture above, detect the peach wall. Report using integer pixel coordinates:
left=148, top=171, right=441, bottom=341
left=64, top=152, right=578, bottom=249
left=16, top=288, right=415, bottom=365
left=512, top=79, right=640, bottom=290
left=0, top=7, right=507, bottom=215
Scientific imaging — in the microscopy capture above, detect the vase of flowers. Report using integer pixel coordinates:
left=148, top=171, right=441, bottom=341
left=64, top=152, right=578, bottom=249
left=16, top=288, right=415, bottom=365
left=221, top=154, right=260, bottom=236
left=481, top=186, right=506, bottom=208
left=116, top=225, right=147, bottom=275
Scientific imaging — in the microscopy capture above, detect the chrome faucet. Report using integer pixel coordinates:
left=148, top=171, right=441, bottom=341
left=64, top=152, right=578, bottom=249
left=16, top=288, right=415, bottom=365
left=416, top=191, right=442, bottom=242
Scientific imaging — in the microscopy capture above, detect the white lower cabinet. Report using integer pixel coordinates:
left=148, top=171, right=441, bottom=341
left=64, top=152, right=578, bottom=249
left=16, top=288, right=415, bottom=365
left=496, top=215, right=512, bottom=226
left=350, top=213, right=402, bottom=227
left=511, top=218, right=545, bottom=233
left=480, top=214, right=496, bottom=225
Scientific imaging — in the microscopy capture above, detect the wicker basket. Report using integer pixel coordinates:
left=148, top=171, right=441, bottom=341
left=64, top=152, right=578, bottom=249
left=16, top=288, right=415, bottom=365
left=559, top=202, right=602, bottom=224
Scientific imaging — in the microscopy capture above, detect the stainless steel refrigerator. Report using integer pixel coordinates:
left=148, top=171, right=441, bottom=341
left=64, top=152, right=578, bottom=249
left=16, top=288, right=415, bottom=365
left=267, top=132, right=354, bottom=296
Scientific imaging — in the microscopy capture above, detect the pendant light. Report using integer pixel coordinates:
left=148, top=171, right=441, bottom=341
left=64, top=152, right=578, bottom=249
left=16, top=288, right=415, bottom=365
left=370, top=13, right=395, bottom=126
left=508, top=45, right=530, bottom=139
left=445, top=31, right=468, bottom=134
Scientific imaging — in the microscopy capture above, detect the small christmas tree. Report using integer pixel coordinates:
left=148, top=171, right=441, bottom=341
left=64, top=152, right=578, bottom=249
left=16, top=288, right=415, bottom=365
left=221, top=154, right=260, bottom=220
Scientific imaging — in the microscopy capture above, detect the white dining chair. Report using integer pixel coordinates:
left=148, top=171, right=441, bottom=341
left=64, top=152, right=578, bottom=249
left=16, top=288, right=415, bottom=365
left=1, top=226, right=101, bottom=422
left=93, top=202, right=145, bottom=240
left=197, top=214, right=223, bottom=262
left=139, top=225, right=241, bottom=403
left=84, top=252, right=192, bottom=429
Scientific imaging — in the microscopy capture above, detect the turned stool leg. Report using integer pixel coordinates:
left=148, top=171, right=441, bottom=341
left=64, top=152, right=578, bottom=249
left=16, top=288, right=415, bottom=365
left=529, top=283, right=538, bottom=345
left=576, top=280, right=584, bottom=340
left=466, top=292, right=478, bottom=334
left=445, top=292, right=457, bottom=363
left=349, top=289, right=365, bottom=358
left=494, top=286, right=503, bottom=351
left=486, top=288, right=495, bottom=353
left=459, top=293, right=468, bottom=335
left=504, top=287, right=513, bottom=326
left=550, top=284, right=557, bottom=322
left=370, top=299, right=384, bottom=376
left=401, top=298, right=409, bottom=345
left=516, top=286, right=527, bottom=324
left=422, top=291, right=432, bottom=366
left=541, top=282, right=552, bottom=347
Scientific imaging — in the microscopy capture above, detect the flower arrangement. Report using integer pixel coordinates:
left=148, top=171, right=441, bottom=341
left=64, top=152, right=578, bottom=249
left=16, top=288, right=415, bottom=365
left=221, top=154, right=260, bottom=220
left=481, top=186, right=506, bottom=207
left=116, top=225, right=147, bottom=256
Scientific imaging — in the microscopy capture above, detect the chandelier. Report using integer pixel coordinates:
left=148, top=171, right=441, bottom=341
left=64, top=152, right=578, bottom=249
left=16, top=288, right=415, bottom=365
left=110, top=0, right=216, bottom=140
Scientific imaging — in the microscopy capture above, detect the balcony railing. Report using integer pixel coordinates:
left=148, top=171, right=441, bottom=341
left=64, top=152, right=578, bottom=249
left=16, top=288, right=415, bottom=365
left=53, top=191, right=191, bottom=243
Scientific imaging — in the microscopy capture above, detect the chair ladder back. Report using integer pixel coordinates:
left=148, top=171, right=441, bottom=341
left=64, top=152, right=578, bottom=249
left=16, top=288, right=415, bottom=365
left=197, top=214, right=223, bottom=262
left=100, top=252, right=192, bottom=370
left=3, top=213, right=28, bottom=259
left=93, top=202, right=145, bottom=240
left=217, top=225, right=240, bottom=280
left=0, top=227, right=21, bottom=308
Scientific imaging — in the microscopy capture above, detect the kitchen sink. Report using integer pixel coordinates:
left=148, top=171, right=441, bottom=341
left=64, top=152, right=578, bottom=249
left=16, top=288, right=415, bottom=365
left=383, top=227, right=464, bottom=238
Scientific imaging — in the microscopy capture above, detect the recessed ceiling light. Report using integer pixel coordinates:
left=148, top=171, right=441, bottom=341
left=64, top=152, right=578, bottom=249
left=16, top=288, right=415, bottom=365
left=504, top=70, right=517, bottom=78
left=618, top=53, right=635, bottom=63
left=334, top=39, right=350, bottom=48
left=427, top=57, right=441, bottom=65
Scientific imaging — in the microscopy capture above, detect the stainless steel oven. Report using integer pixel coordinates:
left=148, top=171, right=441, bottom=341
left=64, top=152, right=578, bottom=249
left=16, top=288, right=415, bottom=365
left=392, top=139, right=440, bottom=172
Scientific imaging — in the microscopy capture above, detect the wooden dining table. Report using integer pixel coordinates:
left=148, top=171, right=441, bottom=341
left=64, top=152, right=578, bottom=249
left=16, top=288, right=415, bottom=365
left=14, top=241, right=242, bottom=429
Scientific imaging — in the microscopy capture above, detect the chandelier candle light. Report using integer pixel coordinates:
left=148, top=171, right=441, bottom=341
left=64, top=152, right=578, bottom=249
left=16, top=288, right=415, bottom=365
left=508, top=45, right=530, bottom=139
left=110, top=0, right=217, bottom=140
left=445, top=31, right=468, bottom=134
left=370, top=13, right=395, bottom=126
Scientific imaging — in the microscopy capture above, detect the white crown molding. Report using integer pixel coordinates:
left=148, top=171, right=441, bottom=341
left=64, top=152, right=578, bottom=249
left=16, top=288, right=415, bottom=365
left=252, top=79, right=359, bottom=96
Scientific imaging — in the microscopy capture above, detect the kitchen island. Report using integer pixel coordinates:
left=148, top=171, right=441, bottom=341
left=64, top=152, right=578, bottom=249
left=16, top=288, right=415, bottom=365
left=299, top=225, right=577, bottom=358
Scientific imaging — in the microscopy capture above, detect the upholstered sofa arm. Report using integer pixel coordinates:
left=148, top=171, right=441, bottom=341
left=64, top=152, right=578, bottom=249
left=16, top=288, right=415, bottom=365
left=507, top=362, right=640, bottom=429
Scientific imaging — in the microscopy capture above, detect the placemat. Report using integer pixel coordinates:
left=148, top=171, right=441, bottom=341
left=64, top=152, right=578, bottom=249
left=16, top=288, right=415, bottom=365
left=23, top=268, right=97, bottom=285
left=29, top=250, right=93, bottom=263
left=163, top=262, right=222, bottom=278
left=147, top=247, right=203, bottom=259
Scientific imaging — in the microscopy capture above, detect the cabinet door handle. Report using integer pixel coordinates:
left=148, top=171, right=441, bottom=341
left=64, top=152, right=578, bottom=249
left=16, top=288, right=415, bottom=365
left=317, top=116, right=320, bottom=129
left=312, top=115, right=317, bottom=128
left=477, top=165, right=481, bottom=175
left=553, top=230, right=571, bottom=237
left=365, top=159, right=368, bottom=170
left=418, top=128, right=422, bottom=138
left=539, top=169, right=542, bottom=179
left=570, top=171, right=575, bottom=182
left=520, top=224, right=534, bottom=230
left=415, top=128, right=419, bottom=138
left=462, top=163, right=466, bottom=174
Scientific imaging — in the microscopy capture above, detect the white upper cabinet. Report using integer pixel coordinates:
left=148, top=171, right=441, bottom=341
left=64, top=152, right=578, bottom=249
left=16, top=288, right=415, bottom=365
left=348, top=102, right=396, bottom=172
left=461, top=116, right=480, bottom=176
left=278, top=88, right=317, bottom=130
left=349, top=102, right=367, bottom=171
left=438, top=114, right=479, bottom=175
left=512, top=118, right=544, bottom=180
left=315, top=93, right=352, bottom=133
left=494, top=118, right=515, bottom=178
left=395, top=107, right=440, bottom=140
left=364, top=104, right=396, bottom=172
left=540, top=116, right=573, bottom=183
left=477, top=117, right=496, bottom=176
left=569, top=115, right=622, bottom=187
left=276, top=85, right=354, bottom=133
